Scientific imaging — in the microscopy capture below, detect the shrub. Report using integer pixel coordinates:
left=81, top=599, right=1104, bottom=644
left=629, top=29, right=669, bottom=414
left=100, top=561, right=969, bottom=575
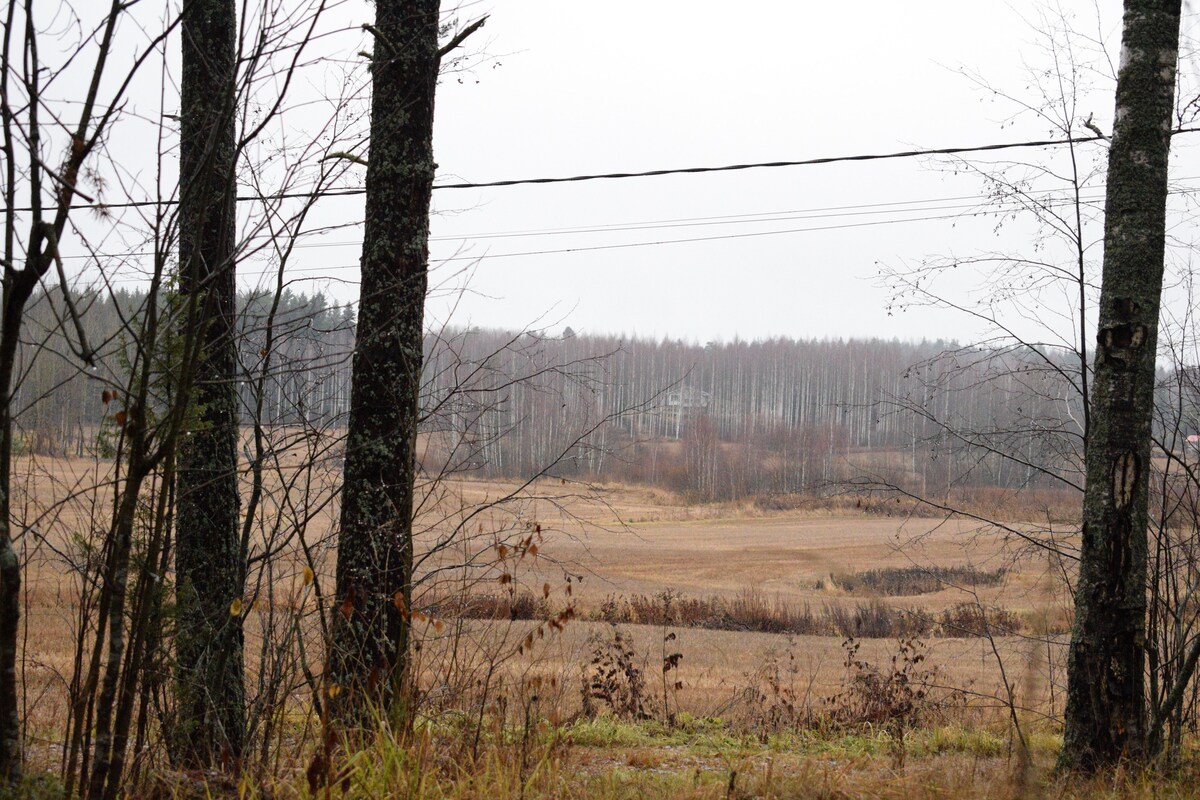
left=937, top=602, right=1022, bottom=637
left=433, top=591, right=549, bottom=621
left=451, top=588, right=1023, bottom=640
left=580, top=625, right=647, bottom=720
left=827, top=600, right=933, bottom=639
left=832, top=566, right=1006, bottom=597
left=592, top=590, right=833, bottom=636
left=826, top=637, right=964, bottom=767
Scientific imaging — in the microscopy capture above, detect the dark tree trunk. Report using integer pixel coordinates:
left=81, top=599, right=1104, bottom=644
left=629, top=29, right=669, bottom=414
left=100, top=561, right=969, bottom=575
left=1060, top=0, right=1181, bottom=771
left=0, top=267, right=34, bottom=782
left=173, top=0, right=245, bottom=766
left=329, top=0, right=441, bottom=724
left=0, top=0, right=131, bottom=780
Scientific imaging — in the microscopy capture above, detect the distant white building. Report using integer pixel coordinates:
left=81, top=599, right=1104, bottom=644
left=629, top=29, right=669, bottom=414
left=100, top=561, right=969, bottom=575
left=665, top=387, right=710, bottom=410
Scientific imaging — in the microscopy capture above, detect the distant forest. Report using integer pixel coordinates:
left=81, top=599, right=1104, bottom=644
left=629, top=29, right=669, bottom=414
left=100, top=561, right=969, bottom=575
left=13, top=288, right=1197, bottom=502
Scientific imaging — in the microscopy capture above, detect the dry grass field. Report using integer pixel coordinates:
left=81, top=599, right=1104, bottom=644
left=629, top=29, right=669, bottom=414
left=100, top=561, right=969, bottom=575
left=403, top=477, right=1072, bottom=731
left=5, top=452, right=1113, bottom=798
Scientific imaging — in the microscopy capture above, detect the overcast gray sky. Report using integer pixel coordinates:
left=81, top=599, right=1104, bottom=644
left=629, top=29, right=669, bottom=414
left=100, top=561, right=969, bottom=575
left=401, top=0, right=1198, bottom=344
left=64, top=1, right=1200, bottom=347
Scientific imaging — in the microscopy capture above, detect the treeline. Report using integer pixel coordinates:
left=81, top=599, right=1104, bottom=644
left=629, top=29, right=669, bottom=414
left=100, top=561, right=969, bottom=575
left=11, top=287, right=1098, bottom=501
left=420, top=329, right=1085, bottom=499
left=10, top=288, right=356, bottom=456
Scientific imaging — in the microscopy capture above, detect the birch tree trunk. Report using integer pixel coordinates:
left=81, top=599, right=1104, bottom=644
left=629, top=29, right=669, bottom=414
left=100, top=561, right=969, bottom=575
left=1060, top=0, right=1181, bottom=770
left=173, top=0, right=245, bottom=765
left=329, top=0, right=441, bottom=725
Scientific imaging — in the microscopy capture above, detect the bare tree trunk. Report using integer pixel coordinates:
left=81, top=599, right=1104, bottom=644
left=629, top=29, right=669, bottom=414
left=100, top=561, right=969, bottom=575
left=0, top=263, right=30, bottom=783
left=173, top=0, right=245, bottom=766
left=1060, top=0, right=1181, bottom=771
left=329, top=0, right=441, bottom=725
left=0, top=0, right=136, bottom=779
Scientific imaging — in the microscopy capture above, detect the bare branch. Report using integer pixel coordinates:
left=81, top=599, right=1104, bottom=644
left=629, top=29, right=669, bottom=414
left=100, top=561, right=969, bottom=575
left=437, top=15, right=487, bottom=63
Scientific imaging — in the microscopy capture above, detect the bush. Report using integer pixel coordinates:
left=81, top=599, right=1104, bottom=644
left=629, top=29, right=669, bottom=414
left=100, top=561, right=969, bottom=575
left=937, top=602, right=1022, bottom=637
left=827, top=600, right=934, bottom=639
left=430, top=591, right=549, bottom=621
left=592, top=590, right=833, bottom=636
left=449, top=588, right=1023, bottom=639
left=580, top=625, right=647, bottom=720
left=832, top=566, right=1006, bottom=597
left=826, top=637, right=964, bottom=766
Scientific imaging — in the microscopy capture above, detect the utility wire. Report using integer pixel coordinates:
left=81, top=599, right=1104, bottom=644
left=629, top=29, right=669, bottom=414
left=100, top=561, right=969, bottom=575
left=58, top=193, right=1087, bottom=260
left=3, top=131, right=1136, bottom=215
left=430, top=134, right=1114, bottom=189
left=63, top=175, right=1200, bottom=266
left=92, top=195, right=1132, bottom=284
left=58, top=173, right=1161, bottom=262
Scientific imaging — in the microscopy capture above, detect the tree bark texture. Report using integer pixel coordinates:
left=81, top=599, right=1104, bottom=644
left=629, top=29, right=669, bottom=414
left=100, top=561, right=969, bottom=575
left=174, top=0, right=245, bottom=765
left=1060, top=0, right=1181, bottom=771
left=0, top=264, right=32, bottom=782
left=329, top=0, right=441, bottom=724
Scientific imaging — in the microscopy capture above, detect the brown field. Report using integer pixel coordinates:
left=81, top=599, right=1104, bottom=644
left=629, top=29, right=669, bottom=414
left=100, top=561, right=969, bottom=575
left=401, top=480, right=1071, bottom=727
left=525, top=513, right=1026, bottom=603
left=7, top=452, right=1088, bottom=797
left=417, top=469, right=1072, bottom=625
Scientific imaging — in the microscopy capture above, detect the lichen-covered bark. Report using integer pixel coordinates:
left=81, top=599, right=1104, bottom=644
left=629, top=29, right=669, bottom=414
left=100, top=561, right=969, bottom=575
left=329, top=0, right=441, bottom=724
left=173, top=0, right=244, bottom=765
left=1060, top=0, right=1181, bottom=771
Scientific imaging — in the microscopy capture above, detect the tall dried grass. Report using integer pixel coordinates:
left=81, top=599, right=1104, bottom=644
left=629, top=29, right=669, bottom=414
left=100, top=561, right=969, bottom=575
left=446, top=588, right=1023, bottom=639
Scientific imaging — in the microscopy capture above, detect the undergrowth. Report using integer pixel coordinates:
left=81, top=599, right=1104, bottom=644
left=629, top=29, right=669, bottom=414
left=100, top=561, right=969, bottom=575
left=832, top=565, right=1006, bottom=596
left=208, top=717, right=1195, bottom=800
left=12, top=632, right=1198, bottom=800
left=455, top=588, right=1027, bottom=639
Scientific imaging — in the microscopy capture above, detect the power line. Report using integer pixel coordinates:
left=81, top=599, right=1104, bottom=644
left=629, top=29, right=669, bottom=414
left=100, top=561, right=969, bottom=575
left=430, top=134, right=1114, bottom=189
left=56, top=177, right=1150, bottom=263
left=92, top=194, right=1132, bottom=284
left=433, top=192, right=1112, bottom=242
left=431, top=190, right=1090, bottom=239
left=97, top=210, right=974, bottom=284
left=427, top=211, right=977, bottom=261
left=64, top=174, right=1200, bottom=267
left=63, top=196, right=1078, bottom=261
left=3, top=132, right=1133, bottom=215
